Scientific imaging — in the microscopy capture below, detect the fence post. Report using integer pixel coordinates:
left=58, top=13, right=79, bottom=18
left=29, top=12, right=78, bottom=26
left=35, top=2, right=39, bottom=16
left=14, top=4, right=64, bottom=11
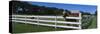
left=55, top=15, right=57, bottom=30
left=79, top=13, right=82, bottom=29
left=37, top=15, right=39, bottom=27
left=25, top=16, right=27, bottom=24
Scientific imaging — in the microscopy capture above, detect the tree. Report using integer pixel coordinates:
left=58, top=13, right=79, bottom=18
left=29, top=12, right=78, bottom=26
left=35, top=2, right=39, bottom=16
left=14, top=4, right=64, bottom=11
left=95, top=10, right=97, bottom=15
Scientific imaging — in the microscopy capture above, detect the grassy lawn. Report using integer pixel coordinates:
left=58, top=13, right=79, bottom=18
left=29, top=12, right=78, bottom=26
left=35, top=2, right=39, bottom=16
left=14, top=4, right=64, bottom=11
left=11, top=16, right=97, bottom=33
left=82, top=16, right=97, bottom=29
left=87, top=16, right=97, bottom=29
left=12, top=22, right=74, bottom=33
left=12, top=16, right=78, bottom=33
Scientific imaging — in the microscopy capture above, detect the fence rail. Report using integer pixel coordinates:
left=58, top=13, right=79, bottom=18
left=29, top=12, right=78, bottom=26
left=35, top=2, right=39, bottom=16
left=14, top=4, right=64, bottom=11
left=11, top=13, right=81, bottom=29
left=12, top=20, right=80, bottom=29
left=12, top=15, right=81, bottom=19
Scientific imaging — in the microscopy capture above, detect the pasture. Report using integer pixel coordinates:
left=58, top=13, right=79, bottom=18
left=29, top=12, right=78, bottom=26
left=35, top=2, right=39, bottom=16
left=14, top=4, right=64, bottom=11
left=10, top=15, right=97, bottom=33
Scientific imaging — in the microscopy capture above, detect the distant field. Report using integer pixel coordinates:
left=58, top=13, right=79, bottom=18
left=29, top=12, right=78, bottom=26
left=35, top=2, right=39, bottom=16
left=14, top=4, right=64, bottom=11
left=82, top=16, right=97, bottom=29
left=87, top=16, right=97, bottom=29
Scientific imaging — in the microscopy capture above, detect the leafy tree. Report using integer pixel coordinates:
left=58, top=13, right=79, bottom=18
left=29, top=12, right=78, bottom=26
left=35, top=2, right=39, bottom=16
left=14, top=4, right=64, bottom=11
left=95, top=10, right=97, bottom=15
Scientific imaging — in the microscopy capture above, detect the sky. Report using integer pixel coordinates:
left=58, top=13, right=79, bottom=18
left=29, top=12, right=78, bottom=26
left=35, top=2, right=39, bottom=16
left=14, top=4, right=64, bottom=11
left=28, top=2, right=97, bottom=14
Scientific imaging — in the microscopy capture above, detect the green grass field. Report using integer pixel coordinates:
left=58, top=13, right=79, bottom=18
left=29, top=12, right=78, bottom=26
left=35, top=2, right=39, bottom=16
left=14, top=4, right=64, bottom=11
left=12, top=22, right=74, bottom=33
left=87, top=16, right=97, bottom=29
left=82, top=16, right=97, bottom=29
left=12, top=16, right=97, bottom=33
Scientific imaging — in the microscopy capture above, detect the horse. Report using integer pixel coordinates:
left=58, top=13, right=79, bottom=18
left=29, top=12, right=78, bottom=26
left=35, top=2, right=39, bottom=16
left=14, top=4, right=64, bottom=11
left=62, top=11, right=79, bottom=22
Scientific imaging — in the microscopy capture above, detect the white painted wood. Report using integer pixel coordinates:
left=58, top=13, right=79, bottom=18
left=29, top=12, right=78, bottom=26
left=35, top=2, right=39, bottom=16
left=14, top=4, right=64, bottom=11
left=12, top=18, right=80, bottom=24
left=79, top=13, right=82, bottom=29
left=12, top=20, right=80, bottom=29
left=12, top=15, right=81, bottom=19
left=11, top=13, right=82, bottom=29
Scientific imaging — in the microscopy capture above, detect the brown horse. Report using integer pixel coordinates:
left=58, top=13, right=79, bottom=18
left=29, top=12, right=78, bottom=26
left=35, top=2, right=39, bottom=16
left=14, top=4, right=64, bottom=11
left=62, top=11, right=79, bottom=22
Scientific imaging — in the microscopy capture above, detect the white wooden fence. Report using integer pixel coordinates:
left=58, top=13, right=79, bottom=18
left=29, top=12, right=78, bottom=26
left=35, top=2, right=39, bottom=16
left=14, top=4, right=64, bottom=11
left=11, top=13, right=82, bottom=29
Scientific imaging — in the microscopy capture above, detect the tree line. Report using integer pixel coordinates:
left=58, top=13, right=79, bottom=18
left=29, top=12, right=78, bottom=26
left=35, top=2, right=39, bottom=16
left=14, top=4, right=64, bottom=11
left=10, top=1, right=94, bottom=15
